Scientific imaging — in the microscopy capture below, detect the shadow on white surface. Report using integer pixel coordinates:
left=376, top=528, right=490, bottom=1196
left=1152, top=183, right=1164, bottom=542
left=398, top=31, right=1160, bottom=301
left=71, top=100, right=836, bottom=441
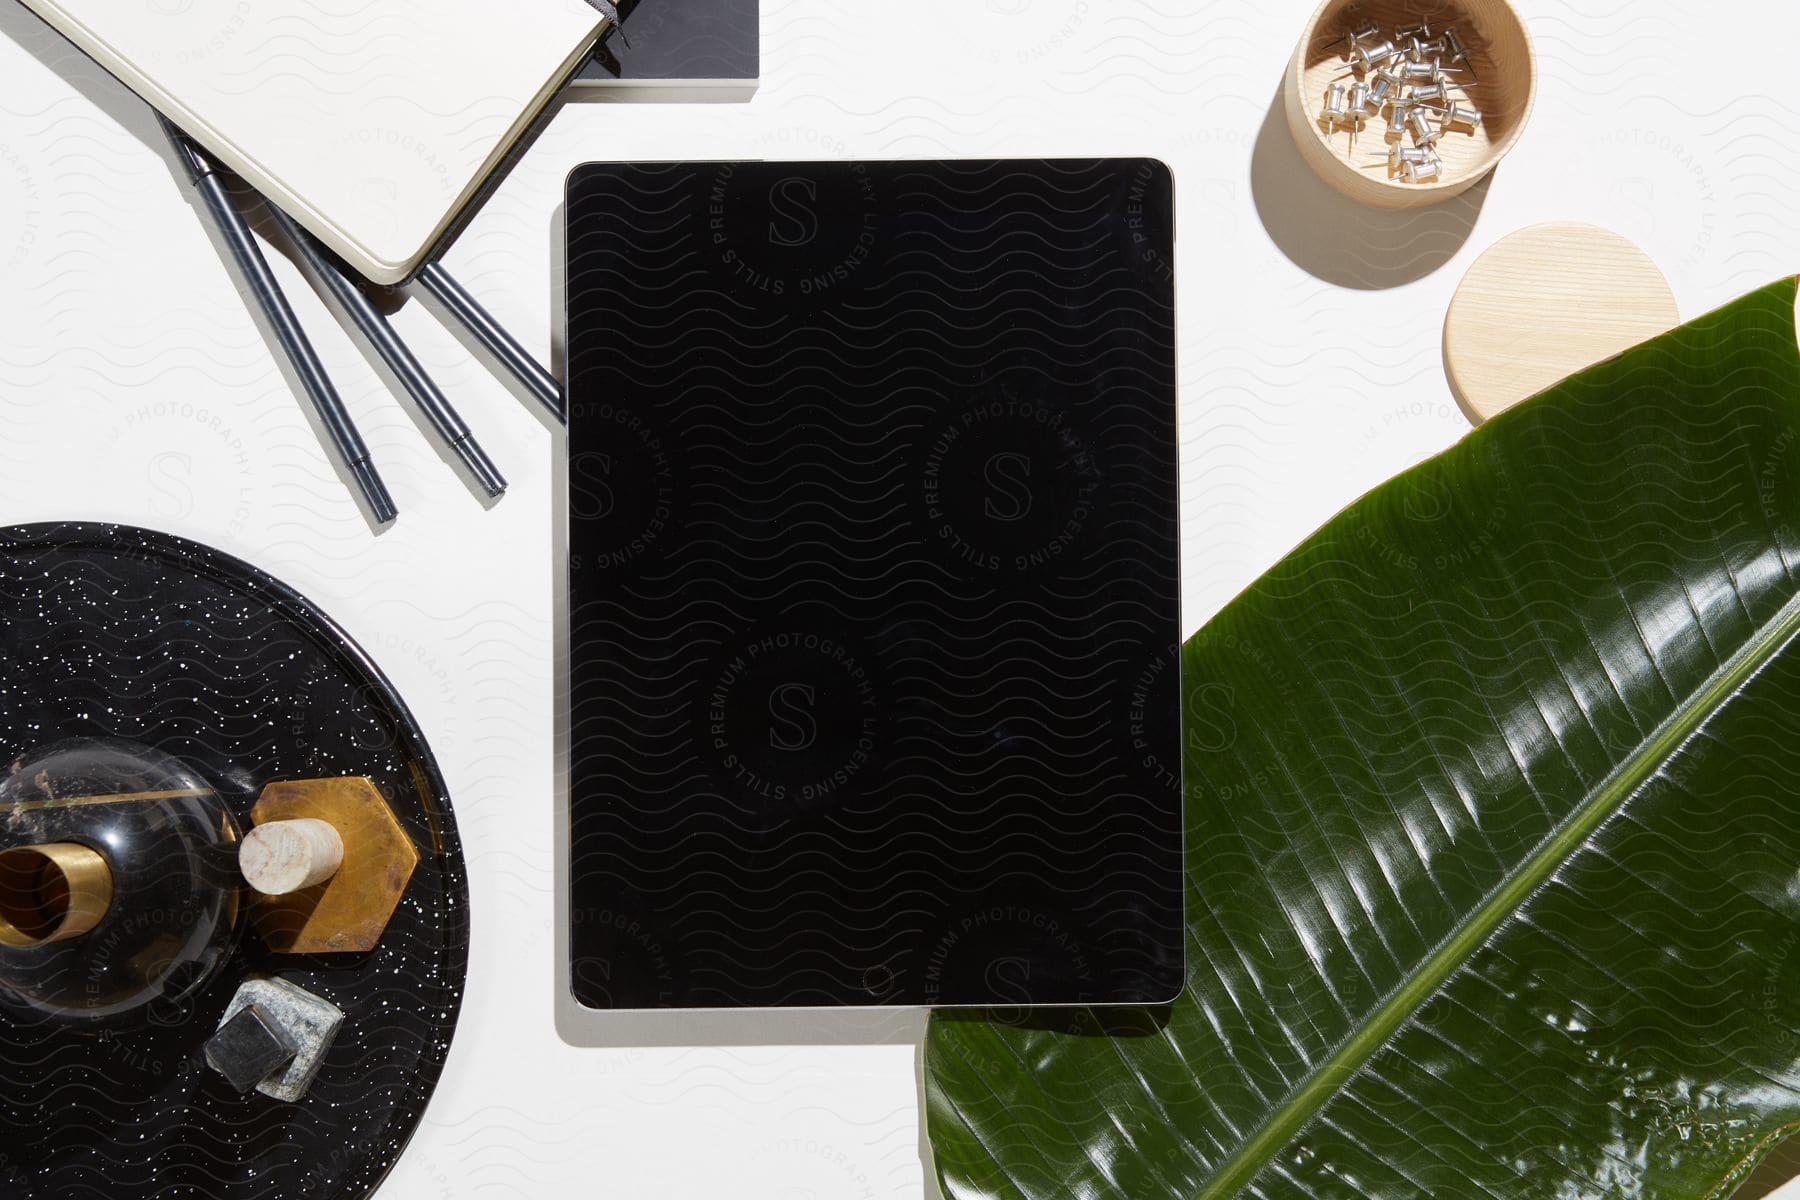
left=1251, top=85, right=1490, bottom=290
left=2, top=2, right=162, bottom=147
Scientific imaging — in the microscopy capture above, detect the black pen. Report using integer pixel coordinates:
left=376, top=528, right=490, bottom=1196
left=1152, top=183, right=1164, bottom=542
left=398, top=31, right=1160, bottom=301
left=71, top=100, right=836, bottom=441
left=398, top=1, right=625, bottom=429
left=157, top=115, right=398, bottom=524
left=261, top=204, right=507, bottom=498
left=415, top=262, right=566, bottom=423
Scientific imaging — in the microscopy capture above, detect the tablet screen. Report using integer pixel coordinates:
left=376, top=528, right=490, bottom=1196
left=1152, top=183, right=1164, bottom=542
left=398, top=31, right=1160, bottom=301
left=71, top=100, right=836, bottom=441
left=566, top=159, right=1183, bottom=1009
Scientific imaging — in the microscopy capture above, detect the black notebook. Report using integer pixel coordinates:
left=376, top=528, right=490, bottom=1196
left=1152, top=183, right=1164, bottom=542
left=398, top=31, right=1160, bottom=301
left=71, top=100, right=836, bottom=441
left=575, top=0, right=758, bottom=92
left=566, top=159, right=1183, bottom=1009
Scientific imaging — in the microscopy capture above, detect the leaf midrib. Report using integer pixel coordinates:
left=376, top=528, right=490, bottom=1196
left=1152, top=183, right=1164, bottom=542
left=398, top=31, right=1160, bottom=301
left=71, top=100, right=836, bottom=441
left=1196, top=581, right=1800, bottom=1200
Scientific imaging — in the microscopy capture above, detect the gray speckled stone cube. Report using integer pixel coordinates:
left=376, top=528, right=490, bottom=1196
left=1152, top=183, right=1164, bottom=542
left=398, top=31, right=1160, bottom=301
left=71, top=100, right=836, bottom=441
left=204, top=1004, right=298, bottom=1094
left=212, top=977, right=344, bottom=1103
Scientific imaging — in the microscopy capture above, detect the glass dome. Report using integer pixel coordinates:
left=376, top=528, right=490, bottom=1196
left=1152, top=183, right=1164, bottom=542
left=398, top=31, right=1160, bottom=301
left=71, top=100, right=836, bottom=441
left=0, top=739, right=242, bottom=1028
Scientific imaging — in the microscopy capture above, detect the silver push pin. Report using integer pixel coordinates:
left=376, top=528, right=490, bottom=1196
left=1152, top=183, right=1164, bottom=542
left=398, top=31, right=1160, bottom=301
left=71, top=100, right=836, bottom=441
left=1353, top=38, right=1398, bottom=71
left=1388, top=143, right=1431, bottom=177
left=1400, top=58, right=1441, bottom=84
left=1416, top=34, right=1452, bottom=59
left=1366, top=72, right=1396, bottom=111
left=1320, top=81, right=1350, bottom=147
left=1345, top=82, right=1370, bottom=153
left=1402, top=154, right=1443, bottom=184
left=1386, top=96, right=1416, bottom=138
left=1441, top=100, right=1484, bottom=132
left=1405, top=106, right=1442, bottom=147
left=1409, top=81, right=1450, bottom=108
left=1342, top=23, right=1380, bottom=60
left=1442, top=27, right=1477, bottom=79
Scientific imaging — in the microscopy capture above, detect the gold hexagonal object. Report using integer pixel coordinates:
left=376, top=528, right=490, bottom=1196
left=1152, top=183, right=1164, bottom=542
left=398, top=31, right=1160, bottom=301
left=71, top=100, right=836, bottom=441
left=248, top=777, right=419, bottom=955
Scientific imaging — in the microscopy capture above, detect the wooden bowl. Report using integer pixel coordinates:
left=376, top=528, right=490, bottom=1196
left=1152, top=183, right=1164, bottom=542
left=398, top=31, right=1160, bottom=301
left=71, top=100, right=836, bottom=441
left=1284, top=0, right=1536, bottom=207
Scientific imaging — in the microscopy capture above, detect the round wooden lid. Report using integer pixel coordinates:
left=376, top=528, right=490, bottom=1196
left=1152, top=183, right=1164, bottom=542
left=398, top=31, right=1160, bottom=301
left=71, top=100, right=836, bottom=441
left=1444, top=222, right=1680, bottom=424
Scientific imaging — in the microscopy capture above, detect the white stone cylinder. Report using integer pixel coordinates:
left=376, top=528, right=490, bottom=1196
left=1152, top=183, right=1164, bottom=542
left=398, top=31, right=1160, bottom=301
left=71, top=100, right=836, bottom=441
left=239, top=819, right=345, bottom=896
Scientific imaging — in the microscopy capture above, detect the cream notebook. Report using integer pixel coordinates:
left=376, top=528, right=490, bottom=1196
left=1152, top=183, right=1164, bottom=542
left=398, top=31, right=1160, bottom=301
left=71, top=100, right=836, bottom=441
left=21, top=0, right=604, bottom=284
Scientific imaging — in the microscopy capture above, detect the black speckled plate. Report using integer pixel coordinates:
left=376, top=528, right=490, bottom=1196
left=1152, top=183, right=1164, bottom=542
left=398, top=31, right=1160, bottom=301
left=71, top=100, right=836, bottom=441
left=0, top=523, right=468, bottom=1200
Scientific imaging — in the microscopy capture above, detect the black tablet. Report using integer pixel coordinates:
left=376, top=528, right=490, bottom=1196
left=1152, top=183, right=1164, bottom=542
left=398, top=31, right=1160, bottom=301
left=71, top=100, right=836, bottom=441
left=566, top=159, right=1183, bottom=1009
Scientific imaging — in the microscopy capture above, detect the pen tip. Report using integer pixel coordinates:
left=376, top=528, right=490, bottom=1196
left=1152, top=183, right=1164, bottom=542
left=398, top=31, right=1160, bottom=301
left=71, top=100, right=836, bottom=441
left=350, top=459, right=399, bottom=525
left=454, top=439, right=508, bottom=499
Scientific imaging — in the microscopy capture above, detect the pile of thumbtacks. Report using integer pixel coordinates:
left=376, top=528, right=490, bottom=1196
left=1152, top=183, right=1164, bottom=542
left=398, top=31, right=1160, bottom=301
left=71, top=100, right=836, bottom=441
left=1319, top=20, right=1483, bottom=184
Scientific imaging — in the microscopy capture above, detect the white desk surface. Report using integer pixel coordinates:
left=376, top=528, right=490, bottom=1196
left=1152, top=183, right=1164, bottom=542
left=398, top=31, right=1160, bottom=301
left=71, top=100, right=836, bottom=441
left=2, top=0, right=1799, bottom=1196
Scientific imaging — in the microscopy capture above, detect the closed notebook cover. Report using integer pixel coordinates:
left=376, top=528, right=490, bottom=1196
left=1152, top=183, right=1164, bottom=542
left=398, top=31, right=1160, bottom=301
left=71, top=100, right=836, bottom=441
left=576, top=0, right=758, bottom=87
left=20, top=0, right=601, bottom=284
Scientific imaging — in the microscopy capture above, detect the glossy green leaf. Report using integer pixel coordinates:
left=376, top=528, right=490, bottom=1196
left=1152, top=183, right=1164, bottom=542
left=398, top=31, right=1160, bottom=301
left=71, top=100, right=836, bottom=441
left=925, top=277, right=1800, bottom=1200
